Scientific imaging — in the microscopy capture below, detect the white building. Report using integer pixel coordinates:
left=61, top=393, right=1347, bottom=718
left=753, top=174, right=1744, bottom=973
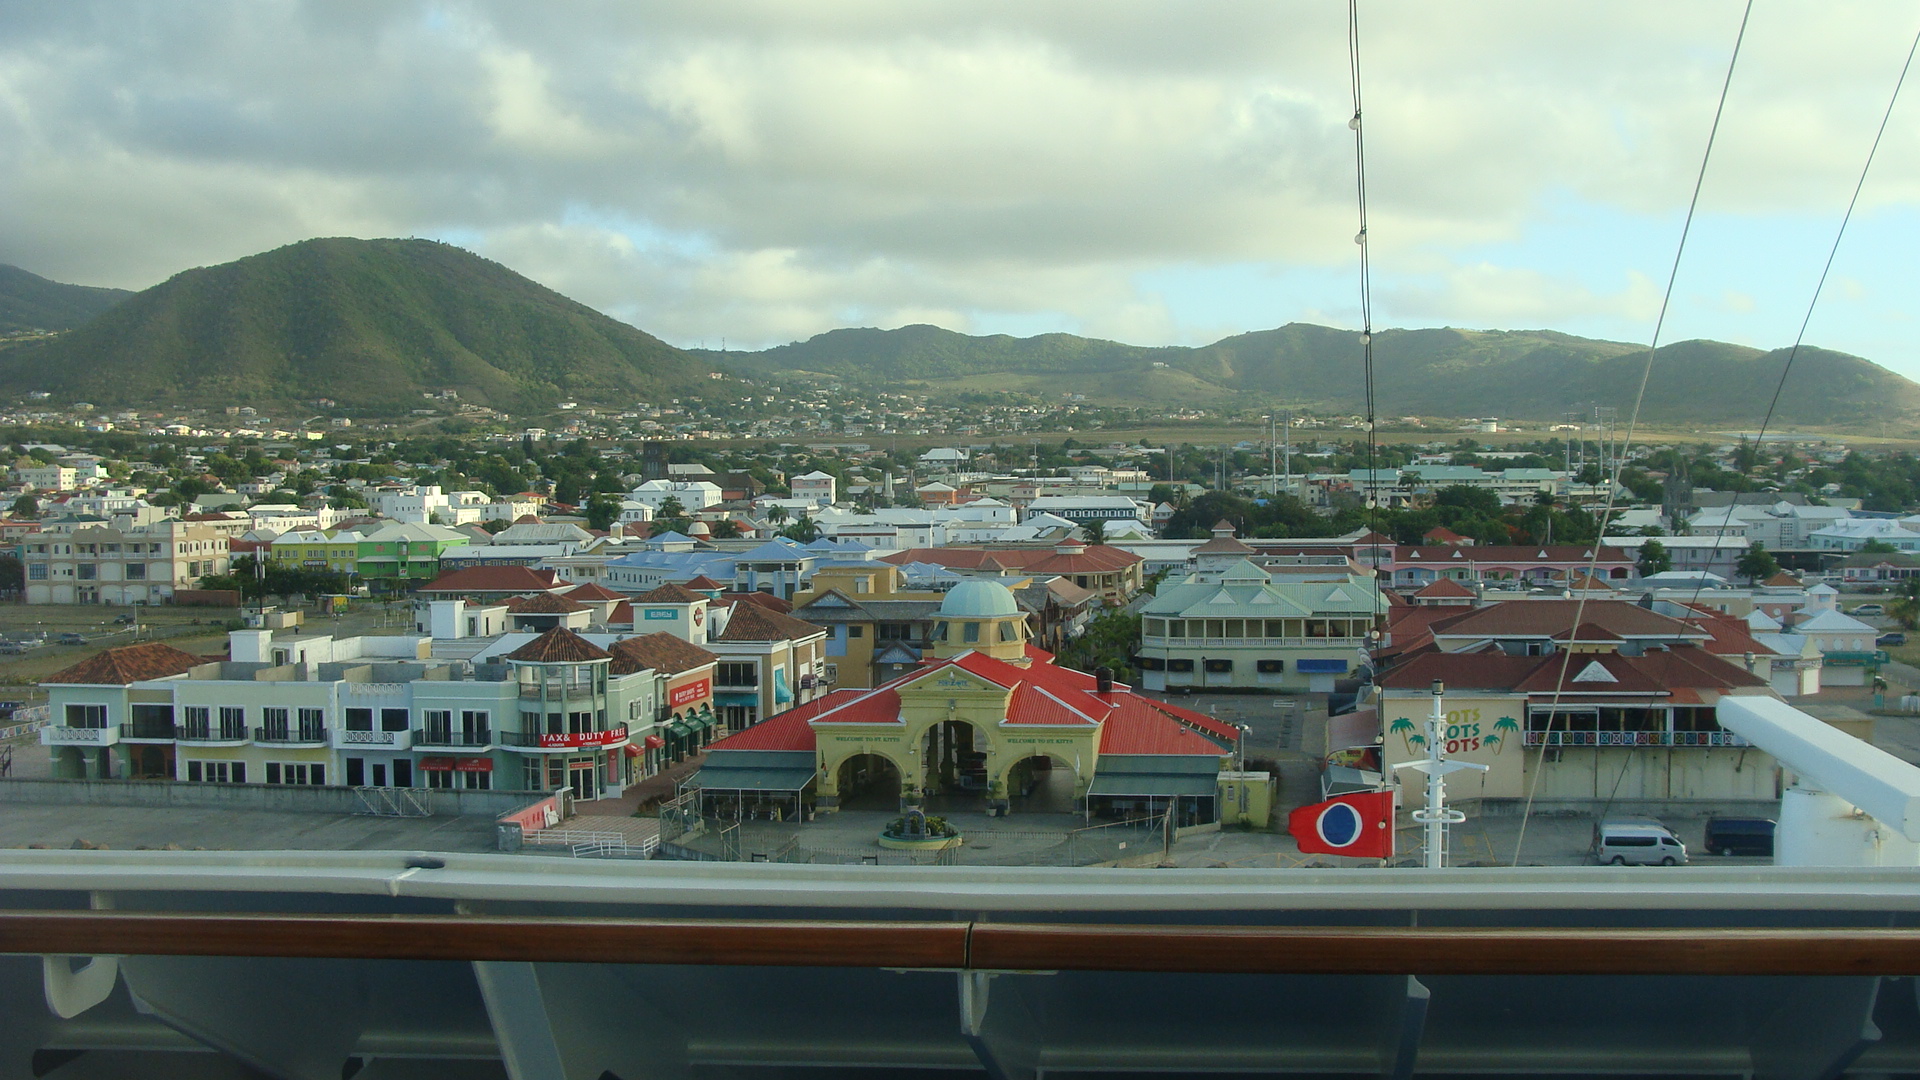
left=790, top=471, right=837, bottom=508
left=629, top=480, right=723, bottom=512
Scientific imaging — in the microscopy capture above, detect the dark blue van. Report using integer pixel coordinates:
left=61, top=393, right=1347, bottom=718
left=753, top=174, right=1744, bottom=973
left=1703, top=817, right=1775, bottom=857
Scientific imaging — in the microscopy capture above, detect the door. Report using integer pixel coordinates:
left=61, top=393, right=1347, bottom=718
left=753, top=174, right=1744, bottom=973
left=372, top=762, right=388, bottom=787
left=568, top=758, right=600, bottom=800
left=345, top=757, right=365, bottom=787
left=393, top=759, right=413, bottom=788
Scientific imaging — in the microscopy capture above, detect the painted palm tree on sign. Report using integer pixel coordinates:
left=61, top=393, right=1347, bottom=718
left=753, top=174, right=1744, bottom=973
left=1492, top=716, right=1520, bottom=754
left=1389, top=716, right=1417, bottom=753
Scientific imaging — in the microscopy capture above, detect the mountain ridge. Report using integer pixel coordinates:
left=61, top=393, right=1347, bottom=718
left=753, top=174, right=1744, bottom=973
left=695, top=321, right=1920, bottom=427
left=0, top=264, right=133, bottom=334
left=0, top=238, right=712, bottom=414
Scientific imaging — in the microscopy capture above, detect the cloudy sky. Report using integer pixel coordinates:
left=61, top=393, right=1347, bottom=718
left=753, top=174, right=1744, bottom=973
left=4, top=1, right=1920, bottom=377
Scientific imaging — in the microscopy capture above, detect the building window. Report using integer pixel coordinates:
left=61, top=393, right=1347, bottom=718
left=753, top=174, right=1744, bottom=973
left=76, top=564, right=96, bottom=580
left=381, top=708, right=410, bottom=732
left=345, top=708, right=373, bottom=732
left=848, top=625, right=864, bottom=638
left=27, top=564, right=46, bottom=580
left=963, top=622, right=980, bottom=643
left=125, top=563, right=146, bottom=580
left=1204, top=659, right=1233, bottom=673
left=265, top=762, right=325, bottom=785
left=1256, top=659, right=1285, bottom=674
left=64, top=704, right=107, bottom=729
left=1167, top=658, right=1194, bottom=672
left=187, top=760, right=245, bottom=783
left=717, top=662, right=757, bottom=687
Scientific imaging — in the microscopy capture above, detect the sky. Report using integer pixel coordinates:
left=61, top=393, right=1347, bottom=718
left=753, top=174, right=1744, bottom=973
left=3, top=1, right=1920, bottom=380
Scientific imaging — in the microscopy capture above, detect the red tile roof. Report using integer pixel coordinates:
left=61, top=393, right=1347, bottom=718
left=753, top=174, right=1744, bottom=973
left=1380, top=645, right=1767, bottom=696
left=1412, top=579, right=1476, bottom=598
left=1099, top=699, right=1234, bottom=755
left=505, top=592, right=590, bottom=614
left=608, top=601, right=634, bottom=625
left=880, top=545, right=1142, bottom=573
left=1424, top=600, right=1700, bottom=641
left=44, top=642, right=206, bottom=684
left=683, top=575, right=726, bottom=590
left=719, top=591, right=792, bottom=613
left=564, top=582, right=627, bottom=602
left=504, top=627, right=611, bottom=663
left=714, top=603, right=824, bottom=643
left=634, top=583, right=705, bottom=604
left=609, top=631, right=718, bottom=676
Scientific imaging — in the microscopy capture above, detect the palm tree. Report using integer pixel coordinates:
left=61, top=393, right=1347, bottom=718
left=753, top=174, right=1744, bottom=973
left=1388, top=716, right=1417, bottom=752
left=766, top=504, right=789, bottom=527
left=1491, top=716, right=1520, bottom=754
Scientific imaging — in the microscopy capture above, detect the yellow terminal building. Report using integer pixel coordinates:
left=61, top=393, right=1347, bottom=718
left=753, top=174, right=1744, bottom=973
left=698, top=580, right=1267, bottom=825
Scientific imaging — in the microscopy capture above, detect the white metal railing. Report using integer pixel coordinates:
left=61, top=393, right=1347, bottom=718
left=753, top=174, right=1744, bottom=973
left=339, top=729, right=399, bottom=745
left=523, top=829, right=657, bottom=858
left=1141, top=637, right=1366, bottom=648
left=44, top=726, right=114, bottom=744
left=1523, top=730, right=1752, bottom=748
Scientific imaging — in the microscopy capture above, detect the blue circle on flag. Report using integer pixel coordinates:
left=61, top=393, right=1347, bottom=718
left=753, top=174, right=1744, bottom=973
left=1317, top=802, right=1363, bottom=848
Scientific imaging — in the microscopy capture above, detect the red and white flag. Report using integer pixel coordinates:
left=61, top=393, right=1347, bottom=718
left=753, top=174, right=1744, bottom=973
left=1288, top=790, right=1395, bottom=858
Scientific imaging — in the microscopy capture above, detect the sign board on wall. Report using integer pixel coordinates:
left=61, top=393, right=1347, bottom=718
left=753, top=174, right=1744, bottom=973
left=670, top=678, right=712, bottom=708
left=1381, top=694, right=1526, bottom=799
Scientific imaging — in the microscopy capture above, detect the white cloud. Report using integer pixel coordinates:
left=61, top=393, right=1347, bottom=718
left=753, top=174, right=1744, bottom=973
left=0, top=0, right=1915, bottom=364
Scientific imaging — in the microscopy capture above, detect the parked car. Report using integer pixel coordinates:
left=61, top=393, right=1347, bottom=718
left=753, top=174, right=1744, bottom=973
left=112, top=613, right=136, bottom=625
left=0, top=642, right=28, bottom=655
left=56, top=632, right=86, bottom=645
left=1879, top=632, right=1908, bottom=647
left=1703, top=817, right=1776, bottom=858
left=1594, top=819, right=1688, bottom=866
left=1853, top=603, right=1886, bottom=617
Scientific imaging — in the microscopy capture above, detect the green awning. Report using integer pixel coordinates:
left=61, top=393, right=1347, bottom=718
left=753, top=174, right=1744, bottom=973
left=666, top=721, right=692, bottom=741
left=1087, top=773, right=1220, bottom=798
left=685, top=716, right=711, bottom=736
left=1088, top=756, right=1222, bottom=799
left=693, top=750, right=817, bottom=793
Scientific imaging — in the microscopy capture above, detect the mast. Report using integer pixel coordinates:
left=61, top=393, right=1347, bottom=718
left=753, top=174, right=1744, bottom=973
left=1393, top=679, right=1488, bottom=869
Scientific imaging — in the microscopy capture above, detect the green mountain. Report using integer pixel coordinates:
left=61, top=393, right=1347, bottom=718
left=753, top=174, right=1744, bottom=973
left=699, top=322, right=1920, bottom=427
left=0, top=238, right=713, bottom=414
left=0, top=265, right=132, bottom=334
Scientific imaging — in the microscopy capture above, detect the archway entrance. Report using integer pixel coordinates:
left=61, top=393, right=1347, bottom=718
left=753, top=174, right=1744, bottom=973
left=922, top=719, right=988, bottom=812
left=1005, top=754, right=1077, bottom=815
left=836, top=753, right=902, bottom=810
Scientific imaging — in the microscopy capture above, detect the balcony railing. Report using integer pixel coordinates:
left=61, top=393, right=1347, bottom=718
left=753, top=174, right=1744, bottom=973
left=1141, top=636, right=1366, bottom=649
left=334, top=727, right=416, bottom=750
left=1523, top=730, right=1751, bottom=748
left=519, top=681, right=602, bottom=700
left=42, top=725, right=116, bottom=745
left=122, top=720, right=179, bottom=740
left=254, top=724, right=328, bottom=745
left=413, top=727, right=493, bottom=748
left=176, top=723, right=249, bottom=743
left=497, top=724, right=628, bottom=750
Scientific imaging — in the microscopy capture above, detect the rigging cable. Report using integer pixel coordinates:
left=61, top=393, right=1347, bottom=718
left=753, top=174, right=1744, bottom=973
left=1653, top=15, right=1920, bottom=777
left=1347, top=0, right=1386, bottom=664
left=1511, top=0, right=1753, bottom=867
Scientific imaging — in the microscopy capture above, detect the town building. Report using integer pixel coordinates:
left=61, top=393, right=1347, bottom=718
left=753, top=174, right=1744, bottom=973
left=1137, top=559, right=1387, bottom=693
left=23, top=519, right=232, bottom=605
left=696, top=579, right=1244, bottom=821
left=880, top=540, right=1145, bottom=605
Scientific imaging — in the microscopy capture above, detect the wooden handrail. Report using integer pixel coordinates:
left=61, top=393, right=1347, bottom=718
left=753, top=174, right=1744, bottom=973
left=0, top=913, right=969, bottom=969
left=3, top=912, right=1920, bottom=976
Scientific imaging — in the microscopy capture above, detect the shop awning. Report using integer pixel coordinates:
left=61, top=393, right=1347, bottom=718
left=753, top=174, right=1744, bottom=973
left=773, top=668, right=793, bottom=704
left=1087, top=754, right=1222, bottom=799
left=685, top=716, right=711, bottom=736
left=692, top=750, right=817, bottom=793
left=643, top=734, right=665, bottom=749
left=666, top=721, right=692, bottom=741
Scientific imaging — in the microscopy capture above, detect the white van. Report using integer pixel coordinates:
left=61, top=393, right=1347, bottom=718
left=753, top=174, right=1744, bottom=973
left=1594, top=821, right=1688, bottom=866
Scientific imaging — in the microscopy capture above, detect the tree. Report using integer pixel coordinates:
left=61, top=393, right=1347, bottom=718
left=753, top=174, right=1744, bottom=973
left=1736, top=542, right=1780, bottom=585
left=1081, top=519, right=1107, bottom=545
left=780, top=515, right=821, bottom=543
left=584, top=493, right=622, bottom=532
left=652, top=495, right=691, bottom=536
left=1861, top=539, right=1901, bottom=555
left=765, top=503, right=789, bottom=526
left=1433, top=485, right=1501, bottom=518
left=8, top=495, right=36, bottom=520
left=1890, top=577, right=1920, bottom=631
left=1637, top=539, right=1672, bottom=577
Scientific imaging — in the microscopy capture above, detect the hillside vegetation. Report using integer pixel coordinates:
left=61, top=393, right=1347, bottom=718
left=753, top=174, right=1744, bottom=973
left=0, top=238, right=712, bottom=413
left=701, top=322, right=1920, bottom=427
left=0, top=265, right=132, bottom=334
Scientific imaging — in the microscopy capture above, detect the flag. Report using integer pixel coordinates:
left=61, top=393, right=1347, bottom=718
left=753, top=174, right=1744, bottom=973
left=1288, top=790, right=1395, bottom=858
